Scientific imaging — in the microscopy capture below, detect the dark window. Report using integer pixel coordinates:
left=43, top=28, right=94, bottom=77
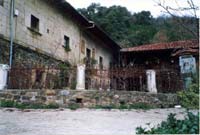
left=31, top=15, right=39, bottom=31
left=35, top=70, right=43, bottom=83
left=0, top=0, right=3, bottom=6
left=63, top=35, right=70, bottom=51
left=86, top=48, right=91, bottom=59
left=99, top=56, right=103, bottom=69
left=85, top=48, right=91, bottom=67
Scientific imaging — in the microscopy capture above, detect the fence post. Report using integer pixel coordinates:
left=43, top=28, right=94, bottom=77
left=146, top=70, right=157, bottom=93
left=76, top=64, right=85, bottom=90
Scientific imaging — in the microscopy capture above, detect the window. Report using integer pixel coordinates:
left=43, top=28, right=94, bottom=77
left=0, top=0, right=3, bottom=6
left=92, top=48, right=95, bottom=59
left=31, top=15, right=39, bottom=31
left=85, top=48, right=91, bottom=67
left=80, top=39, right=85, bottom=54
left=63, top=35, right=70, bottom=52
left=99, top=56, right=103, bottom=69
left=86, top=48, right=91, bottom=59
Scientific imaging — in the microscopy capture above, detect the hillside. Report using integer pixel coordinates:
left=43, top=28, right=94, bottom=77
left=78, top=3, right=198, bottom=47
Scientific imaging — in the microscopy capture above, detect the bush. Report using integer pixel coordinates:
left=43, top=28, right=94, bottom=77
left=136, top=112, right=199, bottom=134
left=177, top=89, right=199, bottom=109
left=177, top=74, right=199, bottom=109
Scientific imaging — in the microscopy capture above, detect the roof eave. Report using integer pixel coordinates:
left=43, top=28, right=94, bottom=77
left=49, top=0, right=121, bottom=50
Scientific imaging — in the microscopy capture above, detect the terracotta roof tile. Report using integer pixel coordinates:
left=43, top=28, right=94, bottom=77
left=120, top=40, right=199, bottom=52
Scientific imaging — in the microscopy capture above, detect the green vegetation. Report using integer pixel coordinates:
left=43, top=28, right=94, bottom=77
left=68, top=103, right=80, bottom=110
left=177, top=74, right=199, bottom=109
left=128, top=103, right=155, bottom=110
left=91, top=58, right=97, bottom=65
left=70, top=79, right=77, bottom=90
left=64, top=46, right=71, bottom=52
left=136, top=112, right=199, bottom=134
left=78, top=3, right=198, bottom=47
left=0, top=99, right=59, bottom=109
left=91, top=102, right=155, bottom=110
left=58, top=62, right=71, bottom=69
left=0, top=99, right=15, bottom=108
left=177, top=89, right=199, bottom=109
left=58, top=62, right=72, bottom=89
left=0, top=99, right=82, bottom=110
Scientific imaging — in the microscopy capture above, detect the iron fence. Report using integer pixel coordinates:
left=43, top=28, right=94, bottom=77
left=8, top=66, right=75, bottom=89
left=7, top=65, right=184, bottom=93
left=85, top=66, right=183, bottom=93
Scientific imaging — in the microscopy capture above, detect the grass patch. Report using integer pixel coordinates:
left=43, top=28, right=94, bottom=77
left=68, top=103, right=80, bottom=110
left=129, top=102, right=155, bottom=110
left=91, top=103, right=155, bottom=110
left=0, top=100, right=154, bottom=110
left=0, top=100, right=15, bottom=107
left=0, top=99, right=59, bottom=109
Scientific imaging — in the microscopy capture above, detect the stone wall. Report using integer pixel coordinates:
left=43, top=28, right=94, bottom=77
left=0, top=0, right=115, bottom=68
left=0, top=38, right=67, bottom=67
left=0, top=89, right=179, bottom=108
left=0, top=39, right=75, bottom=89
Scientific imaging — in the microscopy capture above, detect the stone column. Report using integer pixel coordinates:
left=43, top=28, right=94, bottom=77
left=146, top=69, right=157, bottom=93
left=76, top=64, right=85, bottom=90
left=0, top=64, right=10, bottom=90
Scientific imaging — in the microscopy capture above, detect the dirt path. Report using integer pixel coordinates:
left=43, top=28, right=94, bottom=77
left=0, top=108, right=197, bottom=135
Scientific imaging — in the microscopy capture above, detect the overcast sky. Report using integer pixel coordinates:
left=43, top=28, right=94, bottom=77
left=66, top=0, right=200, bottom=17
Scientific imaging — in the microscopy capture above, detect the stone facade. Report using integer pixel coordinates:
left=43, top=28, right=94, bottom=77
left=0, top=0, right=118, bottom=68
left=0, top=90, right=179, bottom=108
left=0, top=39, right=64, bottom=67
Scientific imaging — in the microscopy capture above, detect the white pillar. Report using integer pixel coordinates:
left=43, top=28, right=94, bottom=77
left=76, top=64, right=85, bottom=90
left=146, top=70, right=157, bottom=93
left=0, top=64, right=10, bottom=90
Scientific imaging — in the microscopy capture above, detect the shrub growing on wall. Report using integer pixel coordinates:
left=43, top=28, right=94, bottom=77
left=177, top=73, right=199, bottom=109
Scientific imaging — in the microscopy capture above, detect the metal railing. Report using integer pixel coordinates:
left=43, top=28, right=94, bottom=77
left=8, top=66, right=74, bottom=89
left=7, top=65, right=184, bottom=93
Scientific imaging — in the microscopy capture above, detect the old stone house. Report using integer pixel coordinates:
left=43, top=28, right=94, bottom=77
left=0, top=0, right=120, bottom=89
left=117, top=40, right=199, bottom=92
left=1, top=0, right=198, bottom=92
left=0, top=0, right=120, bottom=68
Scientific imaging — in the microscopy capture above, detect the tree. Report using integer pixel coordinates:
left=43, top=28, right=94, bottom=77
left=78, top=2, right=198, bottom=47
left=78, top=4, right=132, bottom=46
left=154, top=0, right=199, bottom=39
left=132, top=11, right=153, bottom=25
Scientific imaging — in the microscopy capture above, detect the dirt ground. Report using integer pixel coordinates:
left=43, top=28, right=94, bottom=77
left=0, top=108, right=198, bottom=135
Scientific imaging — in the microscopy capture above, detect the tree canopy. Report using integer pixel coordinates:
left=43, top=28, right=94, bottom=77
left=78, top=3, right=198, bottom=47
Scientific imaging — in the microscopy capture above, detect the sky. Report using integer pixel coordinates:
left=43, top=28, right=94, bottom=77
left=66, top=0, right=200, bottom=17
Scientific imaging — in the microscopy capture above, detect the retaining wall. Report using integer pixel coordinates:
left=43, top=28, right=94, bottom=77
left=0, top=89, right=179, bottom=108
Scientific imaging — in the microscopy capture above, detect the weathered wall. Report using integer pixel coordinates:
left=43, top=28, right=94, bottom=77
left=0, top=0, right=114, bottom=68
left=0, top=90, right=179, bottom=108
left=0, top=39, right=65, bottom=66
left=0, top=39, right=75, bottom=89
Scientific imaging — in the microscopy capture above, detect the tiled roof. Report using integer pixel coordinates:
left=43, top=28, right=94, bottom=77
left=120, top=40, right=199, bottom=52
